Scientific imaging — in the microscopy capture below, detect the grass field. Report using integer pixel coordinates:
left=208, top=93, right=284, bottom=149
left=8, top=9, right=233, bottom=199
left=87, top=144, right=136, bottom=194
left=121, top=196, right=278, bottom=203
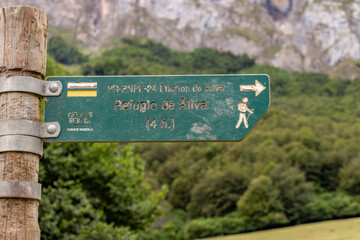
left=204, top=218, right=360, bottom=240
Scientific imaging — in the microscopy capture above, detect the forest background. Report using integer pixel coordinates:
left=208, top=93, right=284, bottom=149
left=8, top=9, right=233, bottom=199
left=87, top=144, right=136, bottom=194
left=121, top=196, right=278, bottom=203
left=39, top=35, right=360, bottom=240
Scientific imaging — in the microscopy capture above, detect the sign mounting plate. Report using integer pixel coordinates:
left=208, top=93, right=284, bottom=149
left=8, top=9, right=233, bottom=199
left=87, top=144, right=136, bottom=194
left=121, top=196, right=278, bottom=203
left=44, top=75, right=270, bottom=142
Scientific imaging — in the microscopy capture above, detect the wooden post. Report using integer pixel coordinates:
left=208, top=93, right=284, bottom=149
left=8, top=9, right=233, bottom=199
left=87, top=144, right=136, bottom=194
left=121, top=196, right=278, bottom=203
left=0, top=6, right=47, bottom=240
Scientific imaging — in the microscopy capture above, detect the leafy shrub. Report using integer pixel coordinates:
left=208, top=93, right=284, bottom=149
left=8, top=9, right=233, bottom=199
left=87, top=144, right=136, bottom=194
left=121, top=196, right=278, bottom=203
left=163, top=209, right=189, bottom=240
left=306, top=192, right=360, bottom=221
left=218, top=217, right=246, bottom=235
left=183, top=216, right=247, bottom=239
left=137, top=229, right=168, bottom=240
left=184, top=218, right=223, bottom=239
left=169, top=176, right=193, bottom=210
left=138, top=209, right=188, bottom=240
left=40, top=180, right=136, bottom=240
left=79, top=222, right=136, bottom=240
left=161, top=221, right=184, bottom=240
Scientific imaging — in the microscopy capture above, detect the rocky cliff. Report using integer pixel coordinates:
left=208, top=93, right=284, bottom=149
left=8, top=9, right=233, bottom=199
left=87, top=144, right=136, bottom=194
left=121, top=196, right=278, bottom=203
left=1, top=0, right=360, bottom=79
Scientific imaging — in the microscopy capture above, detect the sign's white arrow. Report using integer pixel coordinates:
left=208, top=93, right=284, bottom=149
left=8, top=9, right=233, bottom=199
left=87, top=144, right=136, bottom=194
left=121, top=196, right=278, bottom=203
left=240, top=80, right=266, bottom=96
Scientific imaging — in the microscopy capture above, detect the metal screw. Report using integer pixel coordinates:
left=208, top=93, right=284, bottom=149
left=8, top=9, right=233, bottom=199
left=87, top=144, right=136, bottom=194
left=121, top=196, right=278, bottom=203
left=47, top=124, right=57, bottom=135
left=49, top=83, right=59, bottom=93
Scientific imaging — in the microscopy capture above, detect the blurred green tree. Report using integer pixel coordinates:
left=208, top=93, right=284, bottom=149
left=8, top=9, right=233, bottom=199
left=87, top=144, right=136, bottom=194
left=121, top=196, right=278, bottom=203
left=186, top=167, right=250, bottom=218
left=237, top=175, right=289, bottom=228
left=48, top=36, right=88, bottom=64
left=40, top=143, right=166, bottom=239
left=269, top=164, right=314, bottom=223
left=339, top=158, right=360, bottom=194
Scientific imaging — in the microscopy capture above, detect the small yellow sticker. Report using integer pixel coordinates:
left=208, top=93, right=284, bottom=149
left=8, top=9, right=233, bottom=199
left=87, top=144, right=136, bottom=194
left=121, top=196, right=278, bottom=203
left=67, top=90, right=97, bottom=97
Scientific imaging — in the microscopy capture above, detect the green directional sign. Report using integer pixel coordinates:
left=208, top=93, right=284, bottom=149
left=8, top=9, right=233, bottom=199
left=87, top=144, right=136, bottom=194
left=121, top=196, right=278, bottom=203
left=44, top=75, right=270, bottom=142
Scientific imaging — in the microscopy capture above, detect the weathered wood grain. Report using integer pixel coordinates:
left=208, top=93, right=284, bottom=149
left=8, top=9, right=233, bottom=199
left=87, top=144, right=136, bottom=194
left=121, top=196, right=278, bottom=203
left=0, top=6, right=47, bottom=240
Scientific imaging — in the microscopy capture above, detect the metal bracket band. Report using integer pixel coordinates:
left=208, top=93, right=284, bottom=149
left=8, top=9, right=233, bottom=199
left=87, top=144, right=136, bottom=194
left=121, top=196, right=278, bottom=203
left=0, top=76, right=62, bottom=96
left=0, top=120, right=60, bottom=138
left=0, top=135, right=43, bottom=156
left=0, top=181, right=41, bottom=200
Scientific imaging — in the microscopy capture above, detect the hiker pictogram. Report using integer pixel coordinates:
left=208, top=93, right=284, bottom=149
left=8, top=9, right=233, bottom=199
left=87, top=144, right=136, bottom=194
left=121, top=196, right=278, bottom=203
left=236, top=97, right=254, bottom=129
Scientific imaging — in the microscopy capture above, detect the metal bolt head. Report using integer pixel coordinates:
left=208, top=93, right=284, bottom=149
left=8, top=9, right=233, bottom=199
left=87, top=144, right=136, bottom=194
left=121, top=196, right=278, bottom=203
left=49, top=83, right=59, bottom=93
left=47, top=124, right=57, bottom=134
